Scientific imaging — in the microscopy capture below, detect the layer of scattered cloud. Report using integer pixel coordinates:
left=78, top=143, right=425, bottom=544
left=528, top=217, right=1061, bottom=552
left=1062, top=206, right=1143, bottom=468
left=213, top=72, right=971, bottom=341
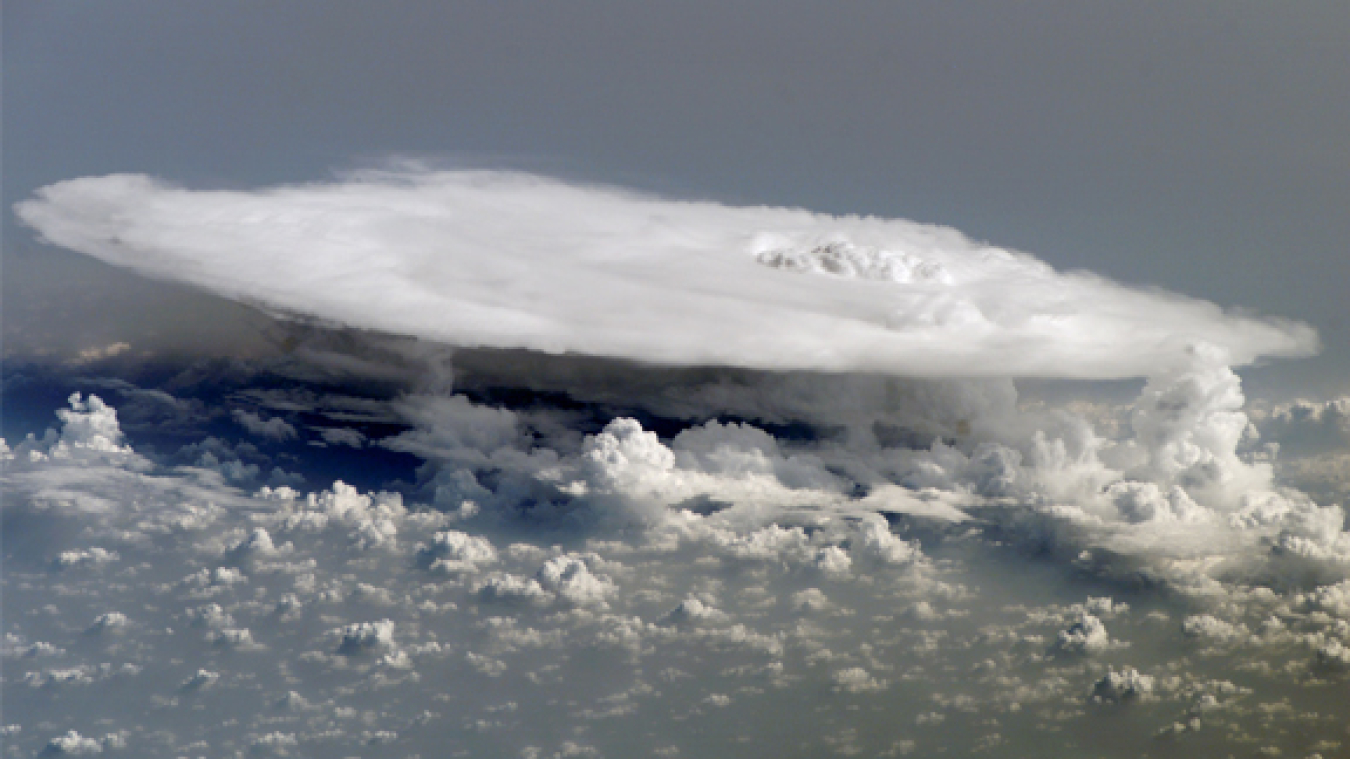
left=4, top=370, right=1349, bottom=755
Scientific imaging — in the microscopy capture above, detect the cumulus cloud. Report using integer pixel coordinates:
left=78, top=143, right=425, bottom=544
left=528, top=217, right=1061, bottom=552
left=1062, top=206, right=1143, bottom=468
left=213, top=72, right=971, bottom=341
left=1053, top=613, right=1120, bottom=655
left=415, top=530, right=497, bottom=574
left=178, top=669, right=220, bottom=692
left=6, top=386, right=1350, bottom=757
left=1091, top=667, right=1155, bottom=703
left=39, top=730, right=104, bottom=756
left=333, top=620, right=396, bottom=655
left=1250, top=396, right=1350, bottom=505
left=1259, top=396, right=1350, bottom=454
left=832, top=666, right=887, bottom=693
left=50, top=393, right=133, bottom=457
left=4, top=158, right=1347, bottom=759
left=85, top=612, right=129, bottom=635
left=14, top=169, right=1315, bottom=378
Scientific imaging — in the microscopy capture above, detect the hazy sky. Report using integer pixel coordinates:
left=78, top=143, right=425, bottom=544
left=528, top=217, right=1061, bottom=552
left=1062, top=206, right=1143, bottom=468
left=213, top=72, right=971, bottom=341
left=5, top=1, right=1349, bottom=393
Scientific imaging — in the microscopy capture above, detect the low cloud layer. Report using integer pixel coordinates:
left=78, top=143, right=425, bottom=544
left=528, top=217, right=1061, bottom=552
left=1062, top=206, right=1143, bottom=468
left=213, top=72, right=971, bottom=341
left=14, top=168, right=1316, bottom=378
left=4, top=371, right=1350, bottom=756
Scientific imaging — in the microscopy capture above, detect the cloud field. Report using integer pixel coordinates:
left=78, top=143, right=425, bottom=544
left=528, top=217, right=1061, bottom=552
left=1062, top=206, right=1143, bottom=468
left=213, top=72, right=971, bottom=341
left=5, top=171, right=1349, bottom=757
left=4, top=366, right=1350, bottom=757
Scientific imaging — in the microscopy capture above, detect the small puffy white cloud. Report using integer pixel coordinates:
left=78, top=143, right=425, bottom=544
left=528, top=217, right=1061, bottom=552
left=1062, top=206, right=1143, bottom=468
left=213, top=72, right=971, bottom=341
left=699, top=523, right=815, bottom=564
left=849, top=514, right=921, bottom=565
left=40, top=730, right=103, bottom=755
left=832, top=666, right=887, bottom=694
left=3, top=636, right=65, bottom=659
left=475, top=573, right=552, bottom=605
left=183, top=566, right=249, bottom=590
left=85, top=612, right=129, bottom=635
left=671, top=421, right=837, bottom=490
left=1259, top=396, right=1350, bottom=455
left=262, top=481, right=406, bottom=551
left=1251, top=396, right=1350, bottom=504
left=1090, top=667, right=1155, bottom=703
left=14, top=169, right=1316, bottom=379
left=24, top=666, right=97, bottom=688
left=207, top=627, right=260, bottom=650
left=30, top=393, right=136, bottom=460
left=536, top=555, right=616, bottom=606
left=53, top=394, right=117, bottom=449
left=186, top=603, right=235, bottom=630
left=228, top=527, right=279, bottom=561
left=333, top=620, right=396, bottom=655
left=416, top=530, right=498, bottom=574
left=542, top=415, right=849, bottom=525
left=1107, top=481, right=1207, bottom=524
left=573, top=418, right=678, bottom=501
left=813, top=545, right=853, bottom=578
left=1297, top=580, right=1350, bottom=618
left=658, top=598, right=728, bottom=626
left=179, top=669, right=220, bottom=692
left=465, top=651, right=508, bottom=677
left=52, top=547, right=119, bottom=570
left=249, top=732, right=299, bottom=753
left=1181, top=615, right=1250, bottom=646
left=1053, top=614, right=1118, bottom=655
left=1315, top=640, right=1350, bottom=672
left=791, top=588, right=832, bottom=614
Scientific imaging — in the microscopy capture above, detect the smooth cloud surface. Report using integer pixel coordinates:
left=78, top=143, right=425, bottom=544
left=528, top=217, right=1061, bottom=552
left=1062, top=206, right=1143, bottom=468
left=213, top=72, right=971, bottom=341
left=15, top=169, right=1316, bottom=378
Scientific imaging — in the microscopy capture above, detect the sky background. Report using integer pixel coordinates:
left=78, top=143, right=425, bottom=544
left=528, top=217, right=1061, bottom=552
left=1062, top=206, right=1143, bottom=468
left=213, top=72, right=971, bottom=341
left=5, top=0, right=1349, bottom=397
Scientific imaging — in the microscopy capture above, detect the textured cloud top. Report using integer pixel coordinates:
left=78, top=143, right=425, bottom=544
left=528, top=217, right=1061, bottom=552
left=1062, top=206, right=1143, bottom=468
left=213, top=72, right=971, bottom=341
left=6, top=374, right=1350, bottom=756
left=15, top=169, right=1316, bottom=378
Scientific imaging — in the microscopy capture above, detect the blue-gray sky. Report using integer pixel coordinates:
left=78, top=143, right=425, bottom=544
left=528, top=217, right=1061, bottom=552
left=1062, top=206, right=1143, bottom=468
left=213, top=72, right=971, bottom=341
left=5, top=1, right=1348, bottom=394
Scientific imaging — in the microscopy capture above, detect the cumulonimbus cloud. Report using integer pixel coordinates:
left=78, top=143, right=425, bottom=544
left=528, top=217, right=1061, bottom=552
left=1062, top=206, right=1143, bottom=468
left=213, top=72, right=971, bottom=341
left=15, top=168, right=1317, bottom=378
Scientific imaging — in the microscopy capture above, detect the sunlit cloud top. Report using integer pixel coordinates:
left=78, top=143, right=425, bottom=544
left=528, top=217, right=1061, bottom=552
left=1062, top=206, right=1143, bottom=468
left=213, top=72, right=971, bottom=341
left=15, top=168, right=1317, bottom=378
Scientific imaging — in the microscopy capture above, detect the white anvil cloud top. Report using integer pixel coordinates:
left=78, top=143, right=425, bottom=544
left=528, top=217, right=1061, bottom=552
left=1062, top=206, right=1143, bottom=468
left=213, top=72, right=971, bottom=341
left=16, top=169, right=1317, bottom=378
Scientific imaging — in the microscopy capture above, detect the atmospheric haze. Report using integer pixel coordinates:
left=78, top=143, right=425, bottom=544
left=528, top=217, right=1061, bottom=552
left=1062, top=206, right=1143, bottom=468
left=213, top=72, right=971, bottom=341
left=4, top=166, right=1350, bottom=758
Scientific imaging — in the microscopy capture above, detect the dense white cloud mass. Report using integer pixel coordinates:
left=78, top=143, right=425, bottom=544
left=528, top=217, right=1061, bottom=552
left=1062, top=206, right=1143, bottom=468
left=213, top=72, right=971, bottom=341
left=14, top=169, right=1316, bottom=378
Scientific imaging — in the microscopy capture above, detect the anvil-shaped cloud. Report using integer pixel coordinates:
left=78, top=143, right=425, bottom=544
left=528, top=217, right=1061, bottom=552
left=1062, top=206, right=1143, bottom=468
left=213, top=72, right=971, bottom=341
left=15, top=168, right=1316, bottom=378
